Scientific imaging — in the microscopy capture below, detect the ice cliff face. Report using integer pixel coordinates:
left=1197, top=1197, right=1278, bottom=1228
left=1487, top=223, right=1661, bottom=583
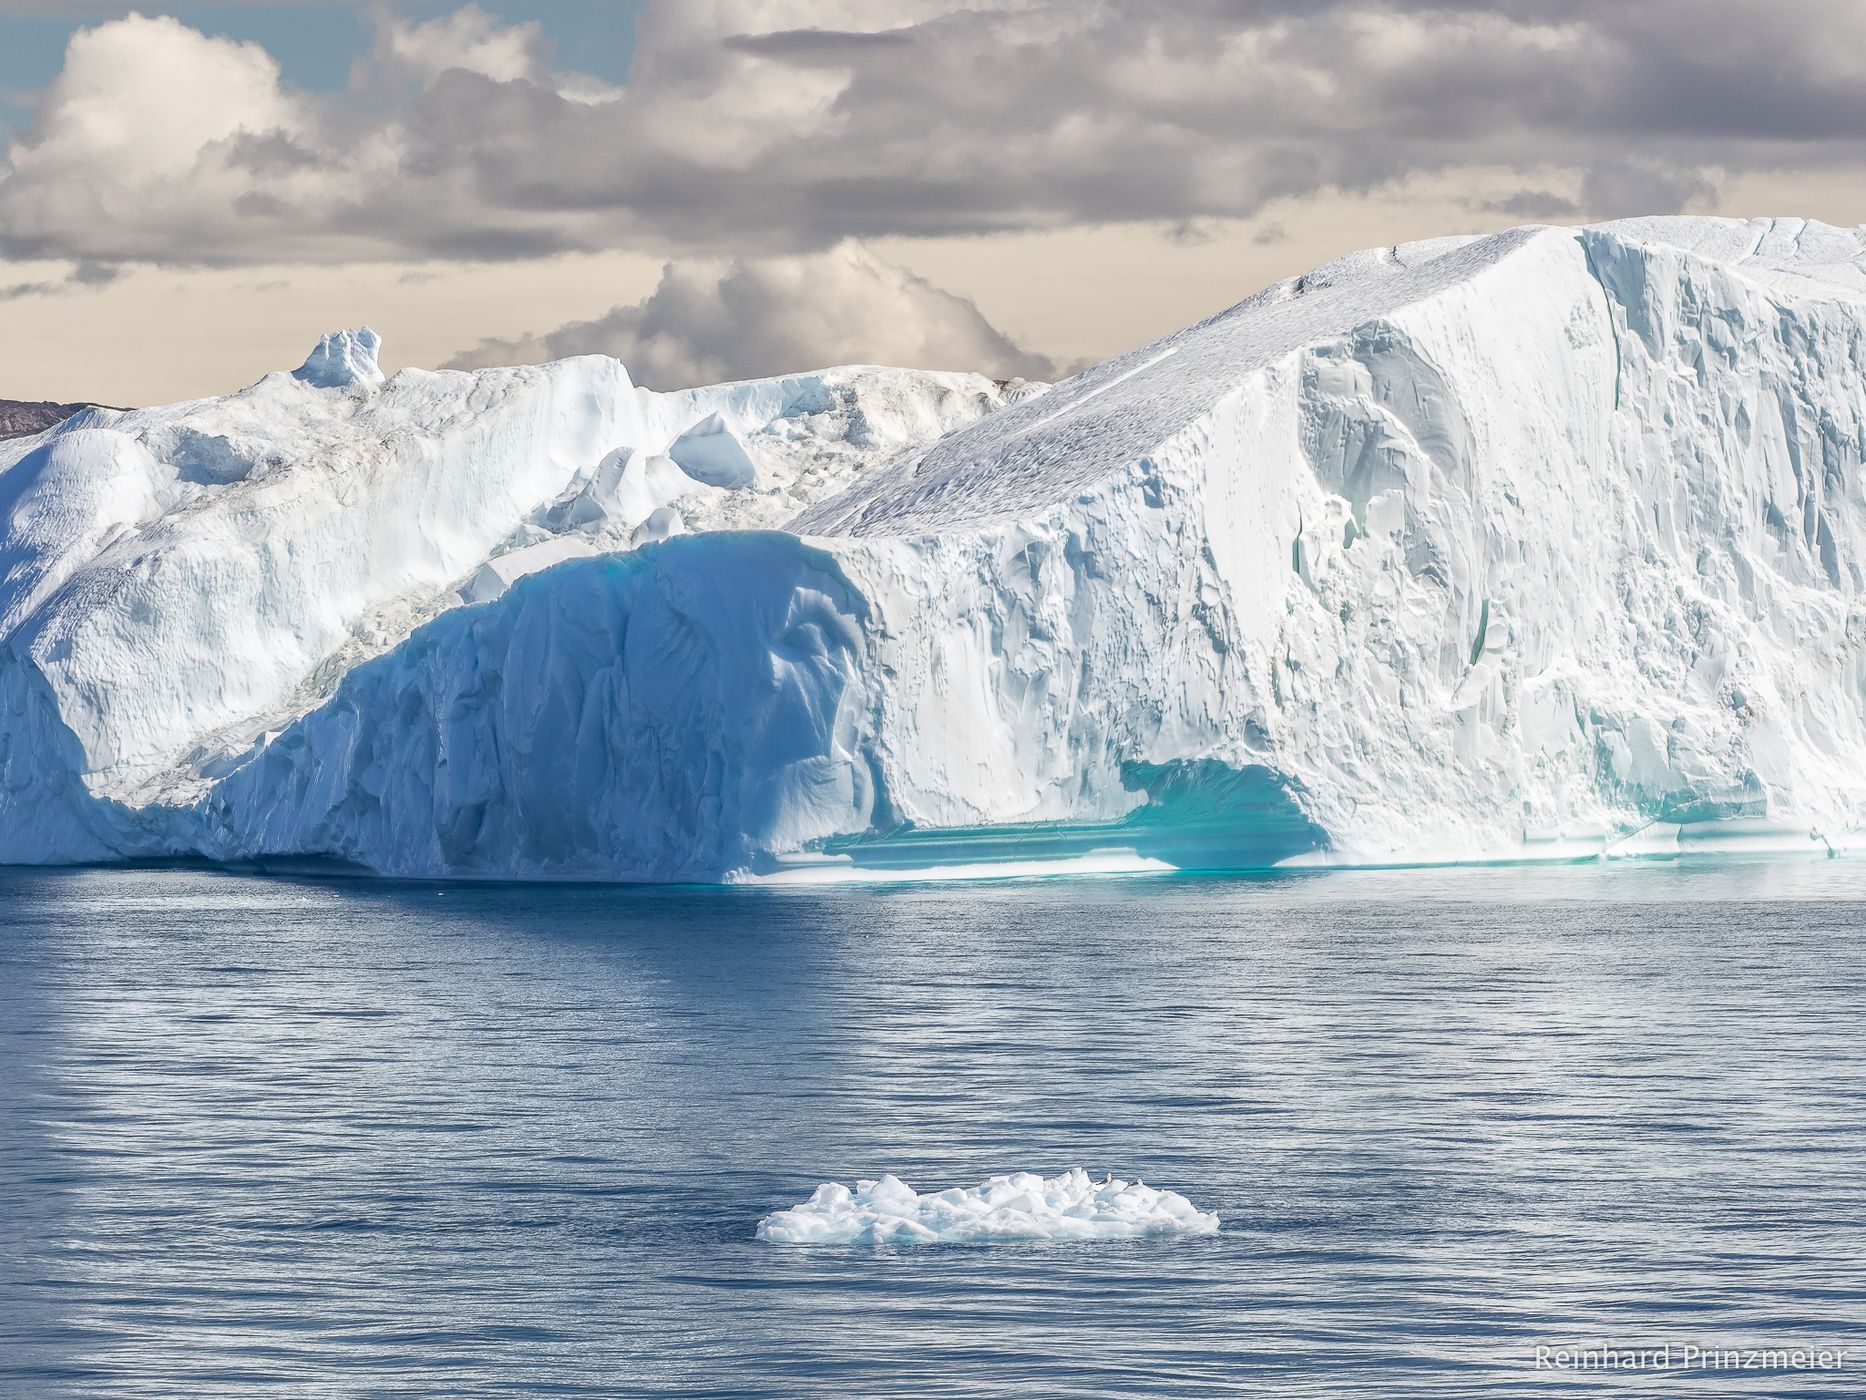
left=4, top=216, right=1865, bottom=877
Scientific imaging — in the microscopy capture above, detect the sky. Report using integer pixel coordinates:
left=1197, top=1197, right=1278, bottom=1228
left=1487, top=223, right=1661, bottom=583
left=3, top=0, right=1866, bottom=404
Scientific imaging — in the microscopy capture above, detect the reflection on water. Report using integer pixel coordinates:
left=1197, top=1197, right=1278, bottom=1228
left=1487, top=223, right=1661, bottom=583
left=1, top=861, right=1863, bottom=1397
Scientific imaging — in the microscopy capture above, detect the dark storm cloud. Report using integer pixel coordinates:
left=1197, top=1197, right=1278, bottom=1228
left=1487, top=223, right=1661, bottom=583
left=720, top=28, right=917, bottom=59
left=1576, top=161, right=1720, bottom=222
left=1483, top=190, right=1581, bottom=220
left=2, top=0, right=1862, bottom=267
left=223, top=129, right=325, bottom=175
left=0, top=257, right=118, bottom=298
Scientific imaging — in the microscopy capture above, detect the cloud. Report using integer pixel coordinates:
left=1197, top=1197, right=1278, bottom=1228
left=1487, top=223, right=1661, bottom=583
left=0, top=13, right=313, bottom=260
left=0, top=0, right=385, bottom=9
left=1164, top=219, right=1220, bottom=247
left=2, top=1, right=1864, bottom=267
left=368, top=4, right=552, bottom=88
left=1577, top=160, right=1718, bottom=221
left=0, top=2, right=339, bottom=7
left=445, top=241, right=1056, bottom=386
left=1482, top=189, right=1583, bottom=220
left=0, top=255, right=120, bottom=300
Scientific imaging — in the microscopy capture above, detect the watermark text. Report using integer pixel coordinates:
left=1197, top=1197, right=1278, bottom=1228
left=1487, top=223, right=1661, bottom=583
left=1534, top=1343, right=1850, bottom=1372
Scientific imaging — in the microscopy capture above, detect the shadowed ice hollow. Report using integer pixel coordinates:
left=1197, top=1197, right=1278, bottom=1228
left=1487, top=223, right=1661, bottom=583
left=756, top=1168, right=1221, bottom=1244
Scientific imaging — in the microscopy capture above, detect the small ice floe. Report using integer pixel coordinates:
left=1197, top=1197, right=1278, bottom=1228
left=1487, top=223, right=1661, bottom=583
left=755, top=1168, right=1219, bottom=1245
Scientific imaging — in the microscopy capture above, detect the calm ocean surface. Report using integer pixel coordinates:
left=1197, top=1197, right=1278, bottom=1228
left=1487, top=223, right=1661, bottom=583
left=1, top=862, right=1862, bottom=1398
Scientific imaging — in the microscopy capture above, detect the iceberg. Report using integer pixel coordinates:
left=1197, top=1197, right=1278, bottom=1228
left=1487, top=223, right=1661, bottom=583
left=2, top=216, right=1864, bottom=877
left=755, top=1169, right=1221, bottom=1245
left=0, top=346, right=1023, bottom=865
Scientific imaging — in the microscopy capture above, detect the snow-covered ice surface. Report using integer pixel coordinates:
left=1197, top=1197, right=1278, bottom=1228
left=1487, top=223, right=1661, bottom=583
left=756, top=1170, right=1221, bottom=1245
left=3, top=216, right=1865, bottom=877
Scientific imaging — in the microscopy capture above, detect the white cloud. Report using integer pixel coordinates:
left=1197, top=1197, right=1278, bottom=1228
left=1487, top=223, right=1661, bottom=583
left=0, top=12, right=331, bottom=262
left=445, top=241, right=1056, bottom=387
left=371, top=4, right=549, bottom=87
left=6, top=13, right=297, bottom=181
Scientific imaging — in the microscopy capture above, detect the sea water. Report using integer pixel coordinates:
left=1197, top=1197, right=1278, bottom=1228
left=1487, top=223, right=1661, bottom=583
left=1, top=862, right=1862, bottom=1397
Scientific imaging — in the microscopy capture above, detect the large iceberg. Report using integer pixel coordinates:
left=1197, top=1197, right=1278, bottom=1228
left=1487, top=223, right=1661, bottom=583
left=2, top=216, right=1864, bottom=877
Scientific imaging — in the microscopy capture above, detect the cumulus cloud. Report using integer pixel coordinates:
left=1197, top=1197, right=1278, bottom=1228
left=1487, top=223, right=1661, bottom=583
left=445, top=241, right=1056, bottom=386
left=0, top=13, right=318, bottom=261
left=0, top=1, right=250, bottom=9
left=1, top=1, right=1863, bottom=266
left=14, top=15, right=297, bottom=180
left=370, top=4, right=549, bottom=86
left=0, top=2, right=369, bottom=9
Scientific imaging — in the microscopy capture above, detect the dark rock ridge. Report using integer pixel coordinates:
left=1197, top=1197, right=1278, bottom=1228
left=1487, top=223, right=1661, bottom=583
left=1, top=400, right=84, bottom=440
left=0, top=399, right=117, bottom=440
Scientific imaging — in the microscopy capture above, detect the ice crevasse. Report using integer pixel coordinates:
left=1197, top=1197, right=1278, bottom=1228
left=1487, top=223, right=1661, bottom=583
left=3, top=215, right=1865, bottom=878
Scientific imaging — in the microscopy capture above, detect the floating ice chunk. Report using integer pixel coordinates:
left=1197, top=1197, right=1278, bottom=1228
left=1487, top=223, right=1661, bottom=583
left=292, top=327, right=385, bottom=390
left=755, top=1168, right=1220, bottom=1244
left=667, top=411, right=757, bottom=488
